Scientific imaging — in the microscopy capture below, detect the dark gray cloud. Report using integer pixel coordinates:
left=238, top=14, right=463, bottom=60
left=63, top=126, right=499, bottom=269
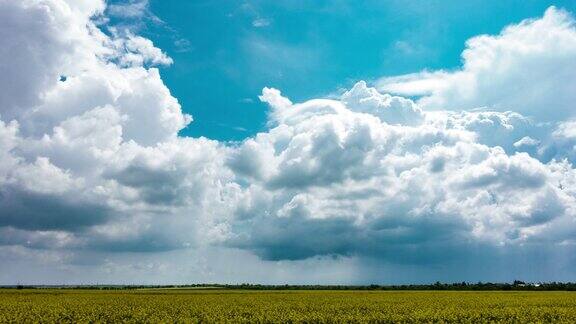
left=0, top=187, right=110, bottom=231
left=108, top=165, right=185, bottom=205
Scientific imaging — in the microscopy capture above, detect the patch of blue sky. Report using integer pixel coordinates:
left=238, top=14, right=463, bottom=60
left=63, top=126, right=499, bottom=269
left=107, top=0, right=576, bottom=141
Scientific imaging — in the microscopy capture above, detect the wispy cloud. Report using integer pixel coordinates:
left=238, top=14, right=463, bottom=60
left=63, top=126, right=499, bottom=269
left=252, top=18, right=272, bottom=28
left=107, top=0, right=149, bottom=19
left=243, top=36, right=320, bottom=81
left=173, top=38, right=193, bottom=53
left=106, top=0, right=163, bottom=26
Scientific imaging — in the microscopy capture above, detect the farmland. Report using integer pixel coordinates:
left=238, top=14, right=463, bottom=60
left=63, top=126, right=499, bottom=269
left=1, top=289, right=576, bottom=322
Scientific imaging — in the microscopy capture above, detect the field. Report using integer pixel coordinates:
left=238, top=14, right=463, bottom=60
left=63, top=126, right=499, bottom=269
left=1, top=289, right=576, bottom=323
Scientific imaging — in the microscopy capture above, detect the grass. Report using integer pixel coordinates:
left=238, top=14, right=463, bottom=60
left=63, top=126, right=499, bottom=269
left=1, top=289, right=576, bottom=322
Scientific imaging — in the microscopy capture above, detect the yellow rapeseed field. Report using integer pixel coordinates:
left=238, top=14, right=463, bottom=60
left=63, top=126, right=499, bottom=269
left=1, top=289, right=576, bottom=323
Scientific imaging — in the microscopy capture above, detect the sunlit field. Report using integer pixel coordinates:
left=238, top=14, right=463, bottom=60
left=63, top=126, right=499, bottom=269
left=1, top=289, right=576, bottom=322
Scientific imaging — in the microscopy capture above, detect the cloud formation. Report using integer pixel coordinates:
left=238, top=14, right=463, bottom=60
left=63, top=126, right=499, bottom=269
left=228, top=86, right=576, bottom=263
left=377, top=7, right=576, bottom=122
left=1, top=0, right=576, bottom=283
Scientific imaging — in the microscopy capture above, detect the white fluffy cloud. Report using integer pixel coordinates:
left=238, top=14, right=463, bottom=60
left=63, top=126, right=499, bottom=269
left=1, top=0, right=576, bottom=283
left=227, top=86, right=576, bottom=262
left=378, top=7, right=576, bottom=122
left=0, top=0, right=219, bottom=253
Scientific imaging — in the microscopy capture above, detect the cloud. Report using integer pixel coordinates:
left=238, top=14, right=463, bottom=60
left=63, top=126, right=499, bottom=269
left=112, top=33, right=174, bottom=67
left=341, top=81, right=424, bottom=126
left=243, top=37, right=320, bottom=82
left=227, top=85, right=576, bottom=263
left=107, top=0, right=148, bottom=19
left=514, top=136, right=540, bottom=148
left=173, top=38, right=192, bottom=53
left=252, top=18, right=271, bottom=28
left=0, top=0, right=223, bottom=254
left=0, top=0, right=104, bottom=121
left=2, top=1, right=576, bottom=283
left=377, top=7, right=576, bottom=122
left=377, top=71, right=452, bottom=97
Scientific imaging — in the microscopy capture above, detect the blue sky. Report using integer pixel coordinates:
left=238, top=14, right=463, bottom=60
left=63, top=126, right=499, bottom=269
left=112, top=0, right=576, bottom=141
left=3, top=0, right=576, bottom=284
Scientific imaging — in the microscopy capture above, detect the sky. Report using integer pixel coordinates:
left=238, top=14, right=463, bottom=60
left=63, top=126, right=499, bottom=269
left=2, top=0, right=576, bottom=285
left=138, top=0, right=576, bottom=141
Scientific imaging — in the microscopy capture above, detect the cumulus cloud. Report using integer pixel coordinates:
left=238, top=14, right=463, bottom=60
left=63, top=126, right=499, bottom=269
left=227, top=86, right=576, bottom=263
left=0, top=0, right=216, bottom=253
left=341, top=81, right=424, bottom=126
left=0, top=0, right=105, bottom=121
left=377, top=7, right=576, bottom=122
left=2, top=1, right=576, bottom=283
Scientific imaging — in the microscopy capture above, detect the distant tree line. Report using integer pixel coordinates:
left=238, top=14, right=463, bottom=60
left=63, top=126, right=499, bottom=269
left=216, top=281, right=576, bottom=291
left=4, top=281, right=576, bottom=291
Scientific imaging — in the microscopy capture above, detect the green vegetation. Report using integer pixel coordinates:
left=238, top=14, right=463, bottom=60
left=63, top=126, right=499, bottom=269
left=6, top=280, right=576, bottom=291
left=1, top=289, right=576, bottom=322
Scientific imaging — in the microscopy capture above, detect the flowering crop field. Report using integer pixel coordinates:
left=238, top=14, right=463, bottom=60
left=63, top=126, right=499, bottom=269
left=1, top=289, right=576, bottom=322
